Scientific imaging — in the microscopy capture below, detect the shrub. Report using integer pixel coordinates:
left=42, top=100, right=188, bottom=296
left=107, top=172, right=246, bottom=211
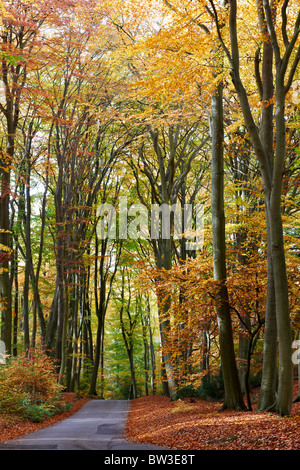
left=177, top=384, right=199, bottom=399
left=0, top=349, right=68, bottom=422
left=177, top=372, right=225, bottom=401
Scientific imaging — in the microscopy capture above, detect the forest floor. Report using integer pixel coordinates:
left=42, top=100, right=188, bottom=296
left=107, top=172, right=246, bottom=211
left=1, top=385, right=299, bottom=450
left=125, top=382, right=300, bottom=450
left=0, top=393, right=91, bottom=442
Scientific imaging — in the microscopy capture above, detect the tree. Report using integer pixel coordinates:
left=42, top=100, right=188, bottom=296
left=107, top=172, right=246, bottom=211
left=138, top=0, right=247, bottom=409
left=210, top=81, right=246, bottom=410
left=0, top=1, right=33, bottom=355
left=118, top=266, right=139, bottom=399
left=128, top=119, right=209, bottom=399
left=1, top=0, right=299, bottom=413
left=208, top=0, right=300, bottom=416
left=0, top=0, right=62, bottom=355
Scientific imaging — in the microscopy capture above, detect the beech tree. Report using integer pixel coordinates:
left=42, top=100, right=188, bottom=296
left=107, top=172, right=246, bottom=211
left=210, top=80, right=246, bottom=410
left=1, top=0, right=299, bottom=415
left=149, top=0, right=299, bottom=416
left=134, top=0, right=247, bottom=409
left=126, top=117, right=209, bottom=399
left=207, top=0, right=300, bottom=416
left=0, top=1, right=35, bottom=355
left=0, top=0, right=66, bottom=355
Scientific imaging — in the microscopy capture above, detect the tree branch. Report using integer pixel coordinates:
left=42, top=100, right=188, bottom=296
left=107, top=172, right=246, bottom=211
left=262, top=0, right=281, bottom=65
left=254, top=46, right=263, bottom=99
left=281, top=0, right=290, bottom=47
left=209, top=0, right=233, bottom=67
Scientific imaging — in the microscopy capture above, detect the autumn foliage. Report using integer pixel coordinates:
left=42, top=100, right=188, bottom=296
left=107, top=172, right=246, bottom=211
left=0, top=0, right=300, bottom=449
left=125, top=387, right=300, bottom=450
left=0, top=350, right=67, bottom=422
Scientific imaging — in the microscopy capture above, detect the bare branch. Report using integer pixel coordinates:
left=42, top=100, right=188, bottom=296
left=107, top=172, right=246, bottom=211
left=281, top=0, right=290, bottom=47
left=254, top=46, right=263, bottom=99
left=262, top=0, right=281, bottom=64
left=209, top=0, right=233, bottom=67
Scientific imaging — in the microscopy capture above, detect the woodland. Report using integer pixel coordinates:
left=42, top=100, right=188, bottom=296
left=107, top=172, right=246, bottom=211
left=0, top=0, right=300, bottom=444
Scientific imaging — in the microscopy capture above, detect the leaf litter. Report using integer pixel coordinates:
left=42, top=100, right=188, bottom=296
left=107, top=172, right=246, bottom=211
left=125, top=383, right=300, bottom=450
left=1, top=387, right=299, bottom=450
left=0, top=393, right=90, bottom=443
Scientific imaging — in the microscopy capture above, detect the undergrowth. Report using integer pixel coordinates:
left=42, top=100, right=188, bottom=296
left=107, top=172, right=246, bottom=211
left=0, top=350, right=72, bottom=422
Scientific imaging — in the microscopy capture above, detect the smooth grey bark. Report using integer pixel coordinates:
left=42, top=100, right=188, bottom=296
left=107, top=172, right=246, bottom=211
left=214, top=0, right=300, bottom=415
left=258, top=256, right=278, bottom=409
left=146, top=295, right=156, bottom=394
left=141, top=311, right=150, bottom=396
left=269, top=79, right=293, bottom=416
left=211, top=81, right=246, bottom=411
left=254, top=5, right=278, bottom=410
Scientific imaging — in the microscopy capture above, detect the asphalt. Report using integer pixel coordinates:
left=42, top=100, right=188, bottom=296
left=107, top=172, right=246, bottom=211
left=0, top=399, right=168, bottom=451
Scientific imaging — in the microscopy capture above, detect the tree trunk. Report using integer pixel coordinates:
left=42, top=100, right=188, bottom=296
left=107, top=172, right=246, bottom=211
left=89, top=235, right=119, bottom=397
left=141, top=312, right=150, bottom=396
left=89, top=238, right=106, bottom=397
left=89, top=314, right=104, bottom=396
left=159, top=238, right=177, bottom=400
left=255, top=9, right=278, bottom=411
left=12, top=244, right=19, bottom=357
left=258, top=240, right=278, bottom=410
left=268, top=81, right=293, bottom=416
left=146, top=296, right=156, bottom=394
left=211, top=82, right=246, bottom=411
left=222, top=0, right=298, bottom=415
left=127, top=349, right=137, bottom=400
left=0, top=151, right=12, bottom=356
left=23, top=155, right=32, bottom=352
left=119, top=270, right=138, bottom=400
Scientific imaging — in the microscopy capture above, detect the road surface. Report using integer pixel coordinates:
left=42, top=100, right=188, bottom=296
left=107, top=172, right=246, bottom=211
left=0, top=399, right=167, bottom=450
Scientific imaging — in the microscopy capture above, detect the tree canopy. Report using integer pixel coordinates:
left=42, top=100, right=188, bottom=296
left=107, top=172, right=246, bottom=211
left=0, top=0, right=300, bottom=421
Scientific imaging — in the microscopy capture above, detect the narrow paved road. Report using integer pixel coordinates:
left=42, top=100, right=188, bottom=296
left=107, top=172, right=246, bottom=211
left=0, top=400, right=167, bottom=450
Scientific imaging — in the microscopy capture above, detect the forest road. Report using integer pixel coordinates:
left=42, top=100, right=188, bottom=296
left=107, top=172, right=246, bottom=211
left=0, top=399, right=168, bottom=450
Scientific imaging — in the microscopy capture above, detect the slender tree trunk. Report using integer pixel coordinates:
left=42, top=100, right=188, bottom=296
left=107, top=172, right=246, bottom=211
left=146, top=296, right=156, bottom=394
left=120, top=314, right=137, bottom=399
left=23, top=155, right=32, bottom=352
left=128, top=351, right=137, bottom=399
left=211, top=81, right=246, bottom=411
left=0, top=156, right=12, bottom=356
left=255, top=9, right=278, bottom=411
left=89, top=237, right=108, bottom=397
left=258, top=237, right=278, bottom=410
left=157, top=233, right=178, bottom=400
left=45, top=283, right=58, bottom=353
left=268, top=81, right=293, bottom=416
left=55, top=246, right=65, bottom=376
left=12, top=244, right=19, bottom=357
left=141, top=312, right=150, bottom=396
left=89, top=314, right=104, bottom=396
left=222, top=0, right=298, bottom=415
